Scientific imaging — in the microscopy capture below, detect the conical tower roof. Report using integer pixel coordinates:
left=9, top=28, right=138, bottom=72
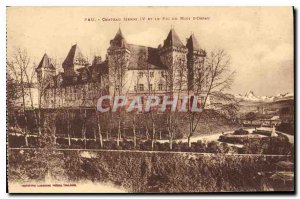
left=36, top=53, right=55, bottom=70
left=109, top=28, right=128, bottom=49
left=163, top=28, right=185, bottom=48
left=186, top=34, right=202, bottom=52
left=114, top=28, right=125, bottom=41
left=63, top=44, right=88, bottom=66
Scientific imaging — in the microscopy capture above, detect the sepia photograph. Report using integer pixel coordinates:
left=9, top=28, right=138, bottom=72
left=6, top=6, right=294, bottom=193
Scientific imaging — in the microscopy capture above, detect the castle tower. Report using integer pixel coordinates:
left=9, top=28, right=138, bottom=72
left=186, top=34, right=206, bottom=91
left=36, top=53, right=56, bottom=84
left=107, top=28, right=131, bottom=95
left=62, top=44, right=89, bottom=77
left=35, top=53, right=56, bottom=108
left=159, top=28, right=188, bottom=92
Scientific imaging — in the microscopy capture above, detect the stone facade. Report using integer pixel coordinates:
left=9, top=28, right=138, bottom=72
left=36, top=28, right=207, bottom=108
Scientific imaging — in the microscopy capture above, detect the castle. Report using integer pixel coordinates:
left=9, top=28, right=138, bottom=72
left=36, top=28, right=207, bottom=108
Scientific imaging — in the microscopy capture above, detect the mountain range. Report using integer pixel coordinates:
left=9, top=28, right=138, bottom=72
left=234, top=91, right=294, bottom=102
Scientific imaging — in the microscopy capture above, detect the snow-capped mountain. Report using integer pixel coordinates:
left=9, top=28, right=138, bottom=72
left=273, top=92, right=294, bottom=101
left=244, top=91, right=260, bottom=101
left=234, top=91, right=294, bottom=102
left=234, top=90, right=260, bottom=101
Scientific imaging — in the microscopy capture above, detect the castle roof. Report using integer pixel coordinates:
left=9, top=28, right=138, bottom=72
left=163, top=28, right=185, bottom=48
left=36, top=53, right=55, bottom=70
left=90, top=60, right=108, bottom=75
left=127, top=44, right=166, bottom=70
left=186, top=34, right=202, bottom=52
left=114, top=28, right=125, bottom=41
left=109, top=28, right=129, bottom=49
left=63, top=44, right=89, bottom=67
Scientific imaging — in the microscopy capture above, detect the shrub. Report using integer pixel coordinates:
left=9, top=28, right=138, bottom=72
left=233, top=128, right=249, bottom=135
left=276, top=122, right=294, bottom=135
left=207, top=141, right=220, bottom=153
left=158, top=142, right=170, bottom=151
left=120, top=140, right=134, bottom=150
left=193, top=140, right=206, bottom=152
left=86, top=140, right=100, bottom=149
left=8, top=135, right=25, bottom=148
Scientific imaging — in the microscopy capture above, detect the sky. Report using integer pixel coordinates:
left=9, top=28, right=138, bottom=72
left=7, top=7, right=294, bottom=96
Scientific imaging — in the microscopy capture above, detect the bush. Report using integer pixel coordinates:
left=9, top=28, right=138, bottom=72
left=276, top=122, right=294, bottom=135
left=86, top=140, right=100, bottom=149
left=102, top=140, right=118, bottom=150
left=8, top=135, right=25, bottom=148
left=56, top=137, right=69, bottom=147
left=233, top=128, right=249, bottom=135
left=193, top=140, right=206, bottom=152
left=207, top=141, right=220, bottom=153
left=158, top=142, right=170, bottom=151
left=120, top=140, right=134, bottom=150
left=242, top=135, right=293, bottom=155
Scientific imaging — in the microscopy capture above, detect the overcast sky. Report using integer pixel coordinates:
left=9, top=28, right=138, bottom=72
left=7, top=7, right=294, bottom=96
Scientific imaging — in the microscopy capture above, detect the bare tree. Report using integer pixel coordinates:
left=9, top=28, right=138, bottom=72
left=7, top=69, right=22, bottom=127
left=162, top=54, right=188, bottom=149
left=130, top=72, right=142, bottom=148
left=108, top=51, right=130, bottom=146
left=93, top=81, right=105, bottom=148
left=144, top=67, right=158, bottom=150
left=186, top=49, right=236, bottom=147
left=7, top=48, right=39, bottom=145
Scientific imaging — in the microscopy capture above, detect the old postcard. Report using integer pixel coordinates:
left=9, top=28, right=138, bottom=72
left=6, top=7, right=294, bottom=193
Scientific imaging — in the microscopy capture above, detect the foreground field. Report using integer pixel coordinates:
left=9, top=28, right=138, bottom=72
left=8, top=148, right=293, bottom=193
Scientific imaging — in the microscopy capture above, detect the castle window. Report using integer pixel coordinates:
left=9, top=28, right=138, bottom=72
left=161, top=71, right=165, bottom=77
left=138, top=72, right=143, bottom=78
left=158, top=84, right=163, bottom=91
left=149, top=84, right=153, bottom=91
left=134, top=85, right=137, bottom=91
left=180, top=59, right=185, bottom=65
left=138, top=84, right=144, bottom=91
left=115, top=85, right=120, bottom=91
left=50, top=79, right=54, bottom=87
left=150, top=72, right=154, bottom=78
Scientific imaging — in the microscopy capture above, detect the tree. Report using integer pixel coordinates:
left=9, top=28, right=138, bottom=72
left=127, top=69, right=144, bottom=148
left=147, top=47, right=190, bottom=150
left=144, top=65, right=159, bottom=150
left=7, top=48, right=39, bottom=145
left=7, top=72, right=22, bottom=129
left=219, top=102, right=240, bottom=123
left=7, top=73, right=22, bottom=112
left=245, top=112, right=256, bottom=125
left=93, top=81, right=106, bottom=148
left=186, top=49, right=236, bottom=147
left=108, top=49, right=130, bottom=147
